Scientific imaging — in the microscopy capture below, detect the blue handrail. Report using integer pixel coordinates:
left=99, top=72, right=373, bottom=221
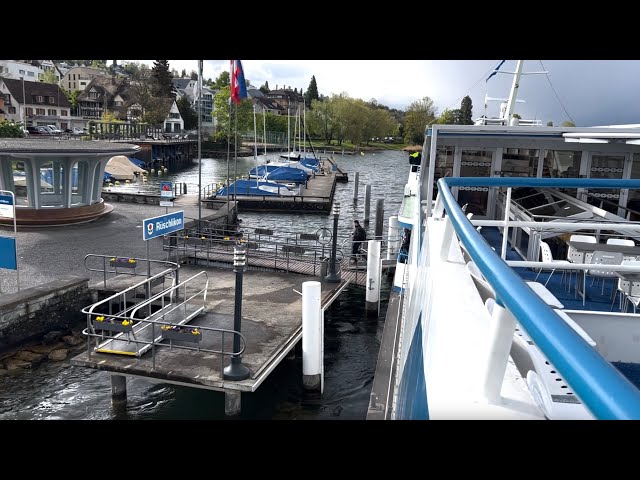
left=438, top=177, right=640, bottom=419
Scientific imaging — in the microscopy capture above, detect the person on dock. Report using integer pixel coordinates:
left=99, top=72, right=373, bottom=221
left=351, top=220, right=367, bottom=263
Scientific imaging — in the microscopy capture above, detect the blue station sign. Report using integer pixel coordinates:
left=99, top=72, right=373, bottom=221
left=142, top=210, right=184, bottom=241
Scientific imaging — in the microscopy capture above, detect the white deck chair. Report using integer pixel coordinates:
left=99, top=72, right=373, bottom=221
left=606, top=238, right=635, bottom=247
left=534, top=241, right=571, bottom=287
left=611, top=259, right=640, bottom=312
left=583, top=250, right=624, bottom=306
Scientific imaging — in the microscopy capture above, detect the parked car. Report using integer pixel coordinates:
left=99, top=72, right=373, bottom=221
left=26, top=126, right=50, bottom=135
left=46, top=125, right=62, bottom=134
left=73, top=127, right=86, bottom=135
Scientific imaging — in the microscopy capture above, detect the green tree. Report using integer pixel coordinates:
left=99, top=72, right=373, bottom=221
left=181, top=68, right=187, bottom=78
left=90, top=60, right=105, bottom=69
left=546, top=121, right=554, bottom=126
left=259, top=81, right=270, bottom=94
left=41, top=69, right=58, bottom=84
left=122, top=62, right=141, bottom=77
left=304, top=75, right=320, bottom=107
left=308, top=98, right=336, bottom=144
left=66, top=89, right=81, bottom=109
left=404, top=96, right=437, bottom=144
left=459, top=95, right=474, bottom=125
left=190, top=70, right=198, bottom=81
left=176, top=95, right=197, bottom=130
left=213, top=71, right=230, bottom=89
left=213, top=86, right=253, bottom=144
left=152, top=60, right=175, bottom=97
left=561, top=120, right=576, bottom=127
left=437, top=108, right=457, bottom=124
left=129, top=65, right=170, bottom=126
left=0, top=120, right=24, bottom=138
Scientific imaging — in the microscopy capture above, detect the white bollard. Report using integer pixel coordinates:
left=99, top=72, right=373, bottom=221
left=302, top=281, right=322, bottom=391
left=366, top=240, right=381, bottom=316
left=387, top=216, right=400, bottom=260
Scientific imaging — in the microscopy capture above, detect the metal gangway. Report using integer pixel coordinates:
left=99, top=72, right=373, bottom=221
left=81, top=271, right=247, bottom=374
left=84, top=254, right=180, bottom=289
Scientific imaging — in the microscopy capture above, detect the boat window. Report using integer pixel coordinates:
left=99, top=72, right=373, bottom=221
left=501, top=148, right=538, bottom=177
left=586, top=154, right=625, bottom=215
left=433, top=146, right=454, bottom=200
left=542, top=149, right=581, bottom=196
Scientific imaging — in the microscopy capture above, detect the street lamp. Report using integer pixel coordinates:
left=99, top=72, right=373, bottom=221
left=223, top=246, right=251, bottom=381
left=325, top=201, right=341, bottom=283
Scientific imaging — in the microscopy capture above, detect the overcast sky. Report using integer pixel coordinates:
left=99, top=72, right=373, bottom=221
left=124, top=60, right=640, bottom=127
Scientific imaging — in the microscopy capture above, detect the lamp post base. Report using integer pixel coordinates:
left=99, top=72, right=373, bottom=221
left=224, top=360, right=251, bottom=381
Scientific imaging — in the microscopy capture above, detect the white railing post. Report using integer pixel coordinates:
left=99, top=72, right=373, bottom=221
left=501, top=187, right=512, bottom=260
left=387, top=216, right=400, bottom=260
left=440, top=216, right=454, bottom=261
left=480, top=300, right=516, bottom=404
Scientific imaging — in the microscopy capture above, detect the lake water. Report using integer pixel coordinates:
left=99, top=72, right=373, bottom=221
left=0, top=149, right=408, bottom=419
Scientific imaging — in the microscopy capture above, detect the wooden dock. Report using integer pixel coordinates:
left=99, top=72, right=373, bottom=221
left=71, top=266, right=351, bottom=395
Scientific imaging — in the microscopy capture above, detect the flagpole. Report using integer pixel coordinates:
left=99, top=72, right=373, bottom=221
left=227, top=61, right=232, bottom=211
left=198, top=59, right=203, bottom=226
left=234, top=101, right=238, bottom=196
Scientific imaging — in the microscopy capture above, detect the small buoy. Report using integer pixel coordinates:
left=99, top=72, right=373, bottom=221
left=163, top=167, right=168, bottom=172
left=151, top=168, right=155, bottom=173
left=360, top=152, right=364, bottom=156
left=125, top=179, right=130, bottom=183
left=114, top=180, right=120, bottom=185
left=108, top=182, right=113, bottom=186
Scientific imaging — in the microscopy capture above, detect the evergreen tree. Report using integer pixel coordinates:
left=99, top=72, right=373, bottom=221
left=304, top=75, right=320, bottom=107
left=459, top=95, right=473, bottom=125
left=259, top=81, right=270, bottom=94
left=176, top=95, right=198, bottom=130
left=152, top=60, right=175, bottom=97
left=181, top=68, right=187, bottom=78
left=190, top=70, right=198, bottom=81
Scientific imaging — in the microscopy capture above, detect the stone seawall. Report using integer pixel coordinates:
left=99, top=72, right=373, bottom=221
left=0, top=276, right=90, bottom=352
left=102, top=192, right=162, bottom=205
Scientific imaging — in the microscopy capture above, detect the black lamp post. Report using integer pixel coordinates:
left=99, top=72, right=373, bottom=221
left=224, top=246, right=251, bottom=381
left=325, top=201, right=341, bottom=283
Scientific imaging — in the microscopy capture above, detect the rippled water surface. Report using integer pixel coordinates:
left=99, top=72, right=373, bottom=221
left=0, top=150, right=407, bottom=419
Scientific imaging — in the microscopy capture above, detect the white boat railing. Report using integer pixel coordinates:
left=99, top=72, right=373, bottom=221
left=434, top=176, right=640, bottom=419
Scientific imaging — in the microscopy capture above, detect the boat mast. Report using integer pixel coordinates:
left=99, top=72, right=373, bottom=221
left=287, top=106, right=290, bottom=157
left=303, top=98, right=307, bottom=155
left=253, top=102, right=258, bottom=187
left=504, top=60, right=523, bottom=125
left=263, top=107, right=267, bottom=156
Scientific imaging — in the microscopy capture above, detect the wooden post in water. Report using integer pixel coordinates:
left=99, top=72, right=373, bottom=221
left=364, top=184, right=371, bottom=224
left=353, top=172, right=359, bottom=201
left=375, top=199, right=384, bottom=239
left=111, top=375, right=127, bottom=403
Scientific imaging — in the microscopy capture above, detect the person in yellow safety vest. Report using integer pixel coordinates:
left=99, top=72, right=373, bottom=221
left=409, top=151, right=422, bottom=165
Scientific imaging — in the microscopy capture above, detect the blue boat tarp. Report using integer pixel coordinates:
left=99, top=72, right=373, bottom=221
left=128, top=157, right=146, bottom=169
left=300, top=157, right=320, bottom=172
left=248, top=164, right=280, bottom=177
left=264, top=166, right=308, bottom=183
left=217, top=179, right=297, bottom=197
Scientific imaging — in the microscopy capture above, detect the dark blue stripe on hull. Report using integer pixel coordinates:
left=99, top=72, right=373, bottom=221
left=396, top=317, right=429, bottom=419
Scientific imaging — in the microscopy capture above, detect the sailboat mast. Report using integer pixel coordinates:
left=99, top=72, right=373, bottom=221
left=504, top=60, right=523, bottom=125
left=253, top=103, right=258, bottom=187
left=263, top=107, right=267, bottom=156
left=287, top=106, right=290, bottom=157
left=198, top=59, right=202, bottom=222
left=303, top=98, right=306, bottom=155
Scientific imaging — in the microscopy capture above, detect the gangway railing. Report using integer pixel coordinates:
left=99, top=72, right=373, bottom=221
left=81, top=271, right=247, bottom=375
left=436, top=177, right=640, bottom=419
left=84, top=254, right=179, bottom=289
